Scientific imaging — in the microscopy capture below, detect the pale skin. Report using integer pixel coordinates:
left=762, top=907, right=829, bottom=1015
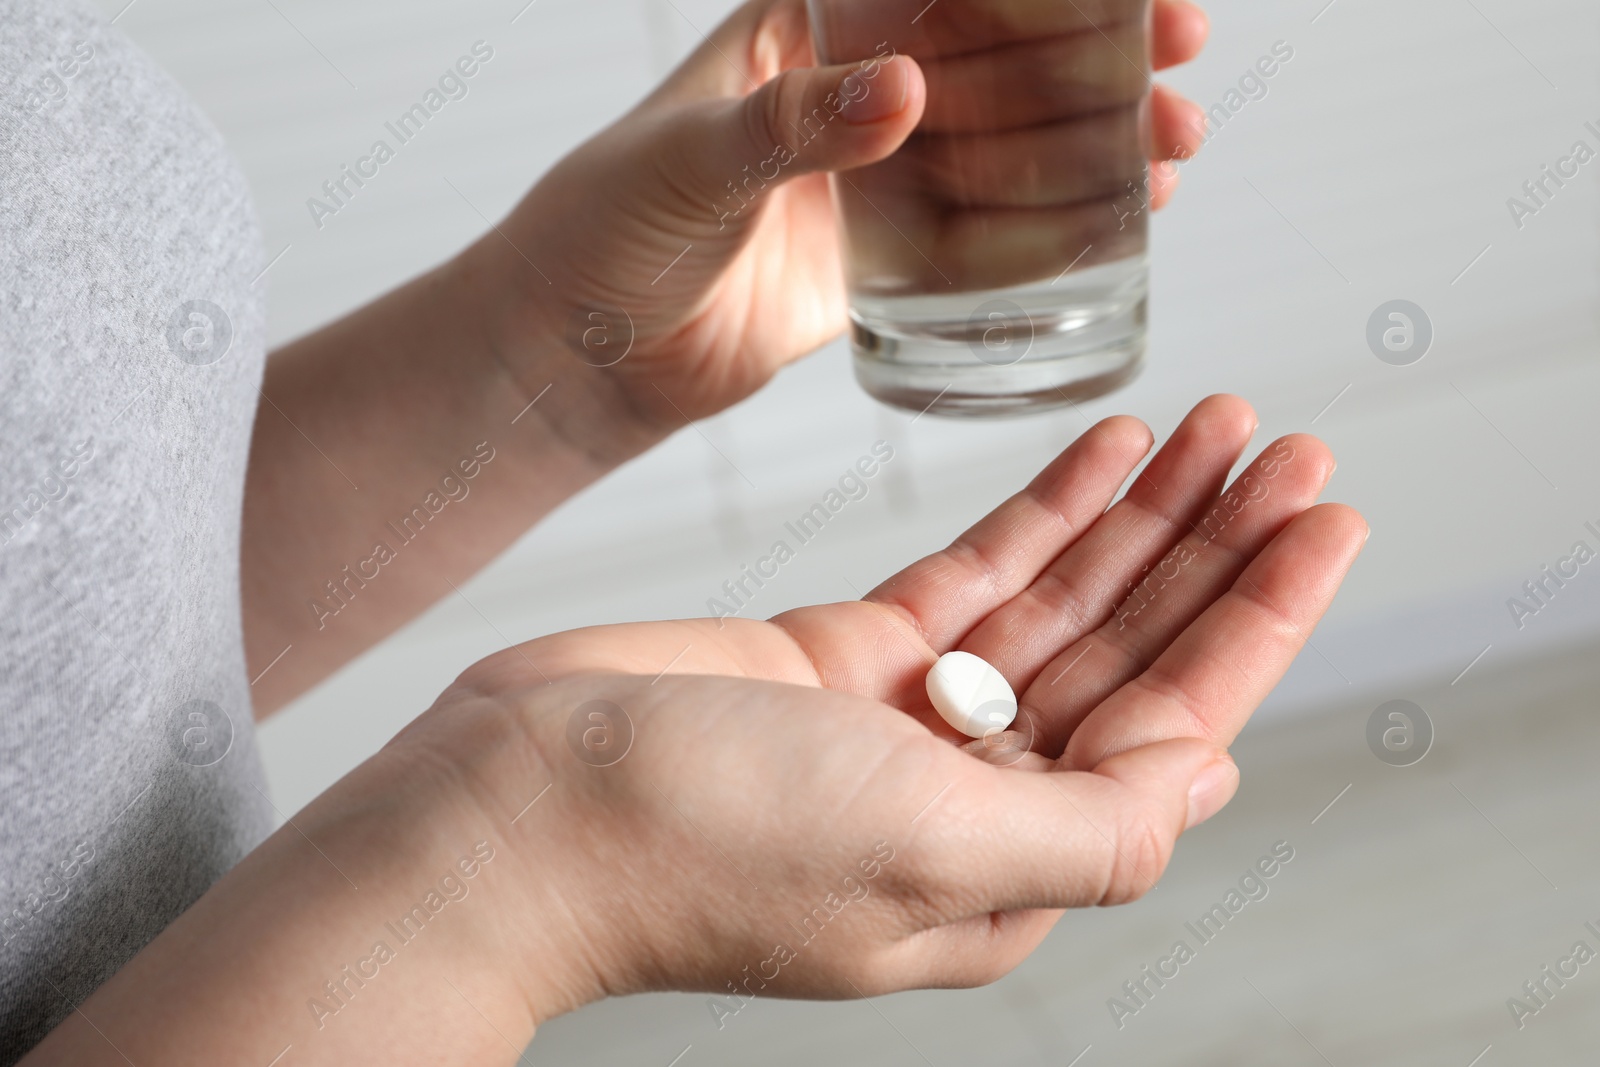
left=241, top=0, right=1210, bottom=710
left=22, top=1, right=1372, bottom=1063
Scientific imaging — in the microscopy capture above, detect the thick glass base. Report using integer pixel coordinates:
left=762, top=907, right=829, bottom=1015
left=848, top=258, right=1148, bottom=418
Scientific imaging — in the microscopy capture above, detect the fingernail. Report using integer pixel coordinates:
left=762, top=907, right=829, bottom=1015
left=839, top=58, right=908, bottom=125
left=1186, top=756, right=1238, bottom=830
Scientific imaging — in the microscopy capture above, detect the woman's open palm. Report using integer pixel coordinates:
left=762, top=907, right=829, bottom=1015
left=493, top=394, right=1363, bottom=766
left=440, top=395, right=1364, bottom=1002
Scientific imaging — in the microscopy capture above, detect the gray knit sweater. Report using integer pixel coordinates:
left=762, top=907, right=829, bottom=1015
left=0, top=1, right=274, bottom=1059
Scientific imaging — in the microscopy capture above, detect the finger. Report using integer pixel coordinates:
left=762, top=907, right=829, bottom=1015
left=959, top=395, right=1257, bottom=696
left=661, top=0, right=813, bottom=98
left=817, top=0, right=1147, bottom=63
left=865, top=415, right=1154, bottom=652
left=1152, top=0, right=1210, bottom=70
left=901, top=737, right=1235, bottom=936
left=653, top=53, right=926, bottom=241
left=863, top=106, right=1145, bottom=208
left=1147, top=158, right=1183, bottom=211
left=900, top=736, right=1236, bottom=986
left=1061, top=503, right=1369, bottom=771
left=825, top=3, right=1205, bottom=133
left=1150, top=84, right=1207, bottom=161
left=770, top=417, right=1151, bottom=716
left=915, top=24, right=1148, bottom=133
left=835, top=96, right=1188, bottom=291
left=1021, top=434, right=1335, bottom=756
left=833, top=189, right=1147, bottom=291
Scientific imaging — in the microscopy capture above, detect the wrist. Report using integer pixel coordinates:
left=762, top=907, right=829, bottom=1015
left=449, top=231, right=672, bottom=477
left=31, top=725, right=568, bottom=1064
left=383, top=676, right=621, bottom=1027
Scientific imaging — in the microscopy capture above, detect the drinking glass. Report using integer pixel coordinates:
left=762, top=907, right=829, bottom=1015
left=807, top=0, right=1155, bottom=416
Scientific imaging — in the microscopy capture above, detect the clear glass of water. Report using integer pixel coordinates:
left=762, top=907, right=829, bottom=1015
left=808, top=0, right=1154, bottom=417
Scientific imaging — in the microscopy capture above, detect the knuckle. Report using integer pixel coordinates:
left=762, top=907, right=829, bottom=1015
left=1133, top=666, right=1213, bottom=742
left=747, top=69, right=804, bottom=152
left=869, top=837, right=982, bottom=932
left=1023, top=569, right=1100, bottom=637
left=945, top=535, right=1010, bottom=608
left=1100, top=808, right=1174, bottom=907
left=874, top=860, right=957, bottom=930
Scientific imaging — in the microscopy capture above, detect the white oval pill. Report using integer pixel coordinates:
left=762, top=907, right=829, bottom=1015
left=925, top=651, right=1018, bottom=739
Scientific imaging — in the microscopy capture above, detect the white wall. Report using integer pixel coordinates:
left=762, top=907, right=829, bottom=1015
left=86, top=0, right=1600, bottom=1062
left=96, top=0, right=1600, bottom=816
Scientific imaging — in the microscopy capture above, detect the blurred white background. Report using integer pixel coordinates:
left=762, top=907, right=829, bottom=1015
left=98, top=0, right=1600, bottom=1062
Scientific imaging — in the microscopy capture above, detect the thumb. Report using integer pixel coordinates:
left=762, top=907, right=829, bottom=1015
left=663, top=55, right=924, bottom=227
left=1044, top=738, right=1240, bottom=908
left=924, top=738, right=1240, bottom=918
